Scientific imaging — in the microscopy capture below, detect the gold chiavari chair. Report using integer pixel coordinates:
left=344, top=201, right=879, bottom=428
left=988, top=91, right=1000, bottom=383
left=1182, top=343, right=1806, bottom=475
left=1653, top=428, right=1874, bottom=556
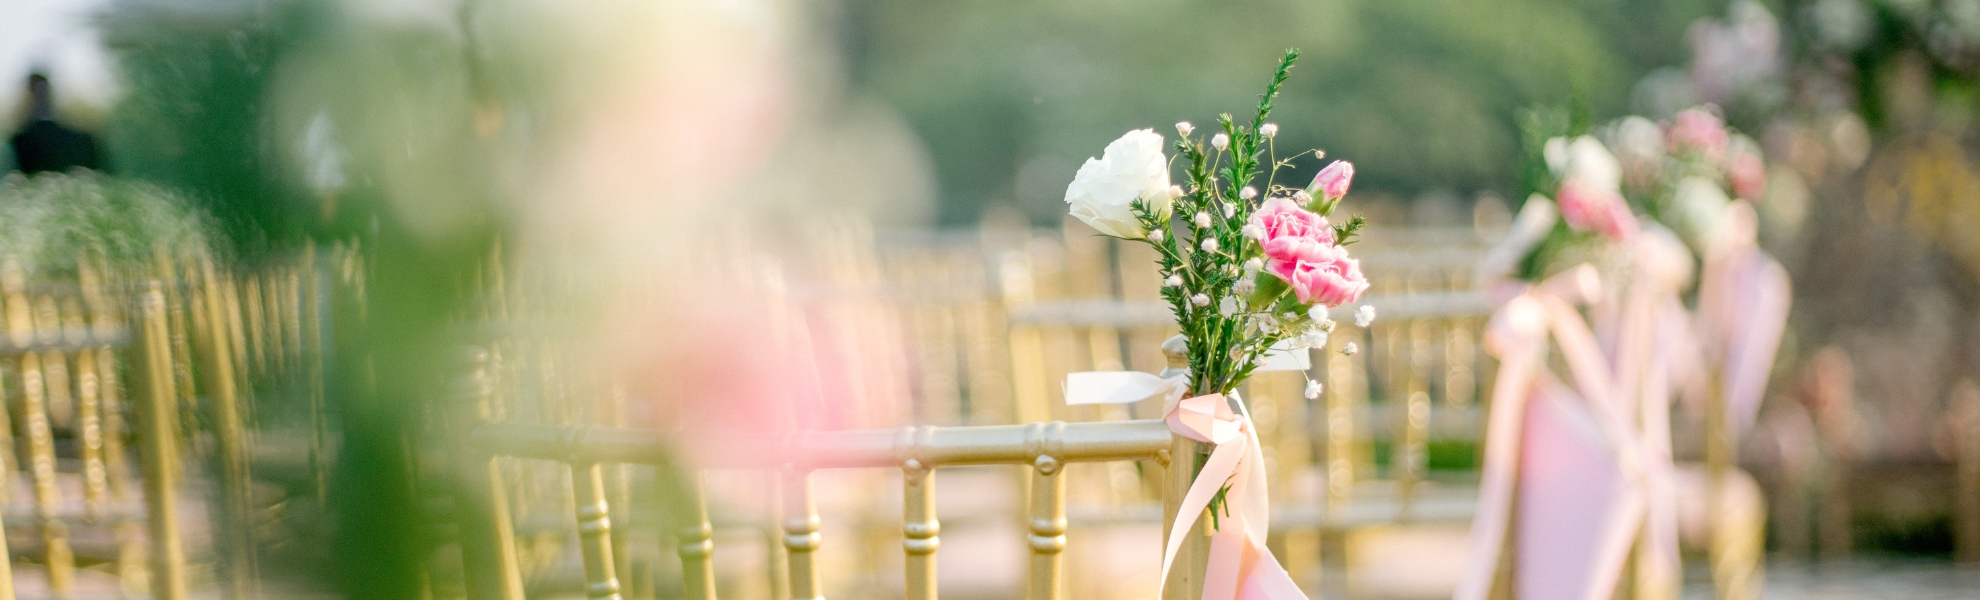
left=872, top=218, right=1505, bottom=597
left=452, top=337, right=1206, bottom=600
left=0, top=243, right=350, bottom=600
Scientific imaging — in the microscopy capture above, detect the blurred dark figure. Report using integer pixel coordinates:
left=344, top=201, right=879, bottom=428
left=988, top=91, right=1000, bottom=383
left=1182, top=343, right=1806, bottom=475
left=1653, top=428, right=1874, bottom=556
left=9, top=73, right=102, bottom=174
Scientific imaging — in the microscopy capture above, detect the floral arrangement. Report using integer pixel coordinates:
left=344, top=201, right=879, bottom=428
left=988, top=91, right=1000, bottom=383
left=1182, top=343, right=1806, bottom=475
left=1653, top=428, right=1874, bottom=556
left=1489, top=105, right=1768, bottom=282
left=1063, top=49, right=1369, bottom=399
left=1060, top=49, right=1359, bottom=600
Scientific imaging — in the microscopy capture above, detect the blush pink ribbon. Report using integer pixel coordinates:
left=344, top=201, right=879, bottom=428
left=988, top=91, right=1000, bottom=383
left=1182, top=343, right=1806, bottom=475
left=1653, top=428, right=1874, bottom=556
left=1064, top=374, right=1308, bottom=600
left=1456, top=264, right=1650, bottom=600
left=1694, top=202, right=1792, bottom=436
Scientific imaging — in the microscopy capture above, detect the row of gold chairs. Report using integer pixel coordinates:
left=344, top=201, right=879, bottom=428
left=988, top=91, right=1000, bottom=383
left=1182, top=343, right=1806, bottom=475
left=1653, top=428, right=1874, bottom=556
left=446, top=217, right=1503, bottom=599
left=0, top=243, right=347, bottom=600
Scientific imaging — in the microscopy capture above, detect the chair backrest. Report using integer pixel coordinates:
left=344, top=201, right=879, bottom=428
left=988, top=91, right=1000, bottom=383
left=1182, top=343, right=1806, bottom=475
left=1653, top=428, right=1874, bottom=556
left=0, top=244, right=347, bottom=600
left=453, top=339, right=1189, bottom=600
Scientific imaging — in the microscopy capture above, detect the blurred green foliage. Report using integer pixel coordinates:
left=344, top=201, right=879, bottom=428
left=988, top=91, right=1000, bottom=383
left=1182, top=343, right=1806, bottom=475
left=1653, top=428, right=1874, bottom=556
left=96, top=1, right=322, bottom=250
left=844, top=0, right=1727, bottom=224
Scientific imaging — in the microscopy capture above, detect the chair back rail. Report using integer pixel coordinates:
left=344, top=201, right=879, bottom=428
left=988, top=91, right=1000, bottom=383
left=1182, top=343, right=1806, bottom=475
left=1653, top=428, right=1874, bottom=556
left=466, top=412, right=1176, bottom=600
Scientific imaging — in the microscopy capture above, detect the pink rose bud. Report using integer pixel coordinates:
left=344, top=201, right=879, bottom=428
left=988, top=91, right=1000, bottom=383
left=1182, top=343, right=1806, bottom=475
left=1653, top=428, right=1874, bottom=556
left=1311, top=160, right=1354, bottom=201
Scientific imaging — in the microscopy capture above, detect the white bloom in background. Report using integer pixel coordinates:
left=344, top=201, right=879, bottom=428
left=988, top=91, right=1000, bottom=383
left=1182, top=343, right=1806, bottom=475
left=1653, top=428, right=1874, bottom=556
left=1164, top=274, right=1183, bottom=287
left=1201, top=238, right=1219, bottom=252
left=1194, top=212, right=1213, bottom=228
left=1191, top=294, right=1211, bottom=307
left=1222, top=202, right=1236, bottom=218
left=1317, top=318, right=1336, bottom=332
left=1212, top=133, right=1230, bottom=151
left=1242, top=224, right=1266, bottom=240
left=1066, top=129, right=1174, bottom=238
left=1220, top=296, right=1240, bottom=315
left=1177, top=121, right=1194, bottom=137
left=1342, top=342, right=1358, bottom=356
left=1261, top=123, right=1279, bottom=138
left=1612, top=116, right=1666, bottom=177
left=1149, top=229, right=1165, bottom=243
left=1253, top=355, right=1270, bottom=366
left=1240, top=186, right=1258, bottom=200
left=1543, top=135, right=1623, bottom=193
left=1244, top=257, right=1264, bottom=271
left=1305, top=379, right=1323, bottom=399
left=1293, top=190, right=1312, bottom=204
left=1256, top=313, right=1279, bottom=329
left=1355, top=305, right=1377, bottom=327
left=1234, top=278, right=1256, bottom=295
left=1671, top=176, right=1732, bottom=246
left=1307, top=305, right=1328, bottom=321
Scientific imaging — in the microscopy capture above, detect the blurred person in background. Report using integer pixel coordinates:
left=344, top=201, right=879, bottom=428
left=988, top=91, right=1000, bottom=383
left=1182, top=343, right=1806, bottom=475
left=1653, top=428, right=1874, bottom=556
left=9, top=71, right=102, bottom=174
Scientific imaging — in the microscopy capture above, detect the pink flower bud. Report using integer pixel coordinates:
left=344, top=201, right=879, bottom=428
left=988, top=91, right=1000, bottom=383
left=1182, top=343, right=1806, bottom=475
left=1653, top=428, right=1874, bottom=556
left=1667, top=107, right=1729, bottom=163
left=1729, top=152, right=1766, bottom=199
left=1311, top=160, right=1354, bottom=200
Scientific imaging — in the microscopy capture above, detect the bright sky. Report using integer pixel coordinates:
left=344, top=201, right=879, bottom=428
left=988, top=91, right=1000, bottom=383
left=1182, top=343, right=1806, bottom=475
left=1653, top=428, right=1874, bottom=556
left=0, top=0, right=119, bottom=118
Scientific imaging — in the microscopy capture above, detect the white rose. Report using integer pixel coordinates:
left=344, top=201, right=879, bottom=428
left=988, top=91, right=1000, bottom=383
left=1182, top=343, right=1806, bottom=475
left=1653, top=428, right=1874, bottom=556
left=1543, top=135, right=1623, bottom=193
left=1065, top=129, right=1173, bottom=239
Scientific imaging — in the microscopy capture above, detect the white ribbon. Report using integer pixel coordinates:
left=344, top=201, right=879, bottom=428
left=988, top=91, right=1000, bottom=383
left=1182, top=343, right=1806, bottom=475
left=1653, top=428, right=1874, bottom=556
left=1065, top=371, right=1189, bottom=407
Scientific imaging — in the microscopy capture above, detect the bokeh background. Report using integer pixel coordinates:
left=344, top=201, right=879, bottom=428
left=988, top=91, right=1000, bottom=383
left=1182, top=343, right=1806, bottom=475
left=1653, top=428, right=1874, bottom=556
left=6, top=0, right=1980, bottom=598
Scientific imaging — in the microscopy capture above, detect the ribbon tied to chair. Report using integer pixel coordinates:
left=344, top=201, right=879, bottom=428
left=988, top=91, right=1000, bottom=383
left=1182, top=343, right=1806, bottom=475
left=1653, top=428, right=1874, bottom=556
left=1066, top=370, right=1308, bottom=600
left=1457, top=264, right=1663, bottom=600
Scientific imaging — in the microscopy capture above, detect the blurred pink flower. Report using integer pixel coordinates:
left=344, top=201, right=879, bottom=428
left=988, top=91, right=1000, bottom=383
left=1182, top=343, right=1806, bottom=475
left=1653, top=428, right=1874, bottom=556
left=1729, top=150, right=1766, bottom=199
left=1557, top=178, right=1639, bottom=241
left=1667, top=108, right=1730, bottom=163
left=1311, top=160, right=1355, bottom=201
left=1249, top=197, right=1333, bottom=262
left=1265, top=243, right=1368, bottom=307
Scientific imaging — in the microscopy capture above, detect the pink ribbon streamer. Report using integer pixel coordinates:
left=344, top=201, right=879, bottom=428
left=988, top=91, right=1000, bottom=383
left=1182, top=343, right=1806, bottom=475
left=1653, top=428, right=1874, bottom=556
left=1457, top=265, right=1648, bottom=600
left=1155, top=393, right=1308, bottom=600
left=1695, top=203, right=1792, bottom=436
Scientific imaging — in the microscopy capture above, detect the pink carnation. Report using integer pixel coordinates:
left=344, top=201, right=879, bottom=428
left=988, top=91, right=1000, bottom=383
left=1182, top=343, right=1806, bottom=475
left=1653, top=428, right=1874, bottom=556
left=1264, top=243, right=1368, bottom=307
left=1248, top=197, right=1333, bottom=261
left=1728, top=151, right=1766, bottom=199
left=1557, top=178, right=1639, bottom=241
left=1667, top=108, right=1729, bottom=163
